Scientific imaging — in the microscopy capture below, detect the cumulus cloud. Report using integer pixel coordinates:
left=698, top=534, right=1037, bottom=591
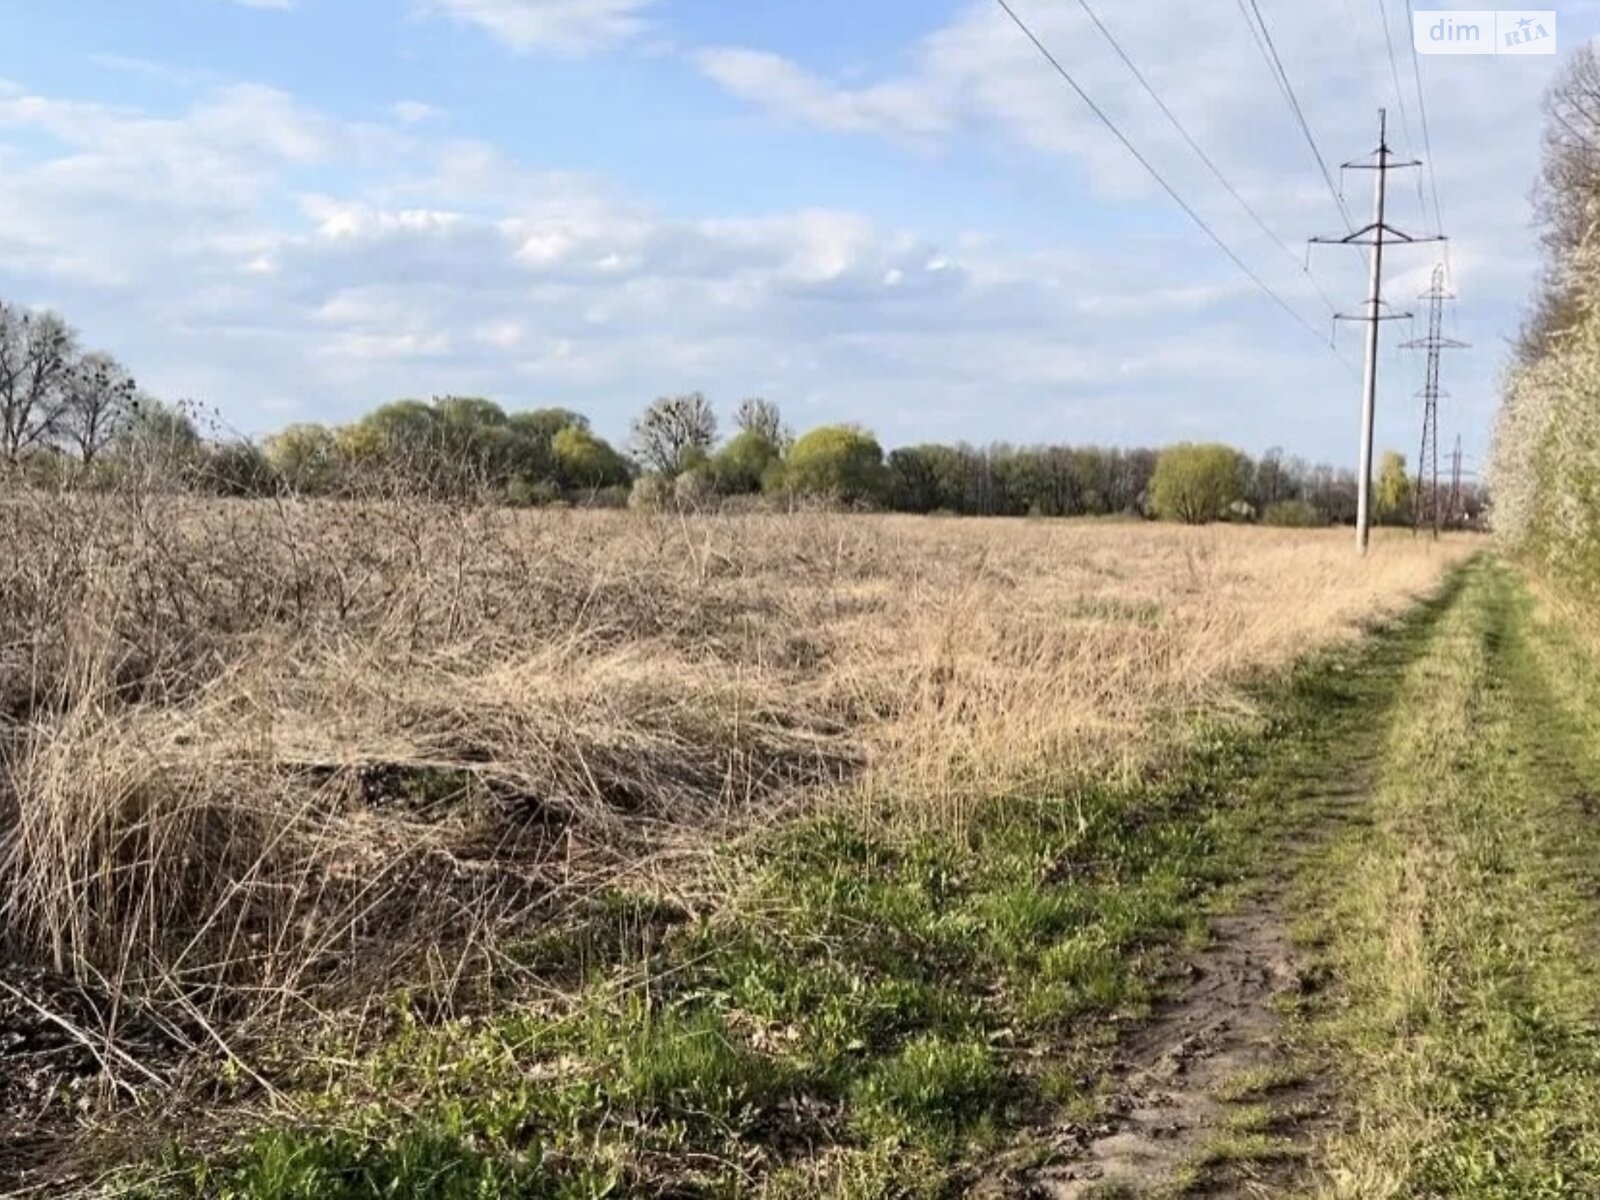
left=0, top=69, right=1324, bottom=448
left=0, top=0, right=1573, bottom=461
left=689, top=0, right=1578, bottom=456
left=417, top=0, right=657, bottom=53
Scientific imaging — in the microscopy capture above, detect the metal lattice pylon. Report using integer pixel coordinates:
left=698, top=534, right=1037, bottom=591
left=1401, top=265, right=1468, bottom=538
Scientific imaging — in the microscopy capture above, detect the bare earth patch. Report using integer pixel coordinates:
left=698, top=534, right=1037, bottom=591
left=1032, top=899, right=1317, bottom=1198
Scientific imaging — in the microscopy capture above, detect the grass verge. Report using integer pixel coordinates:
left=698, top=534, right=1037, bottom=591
left=1299, top=558, right=1600, bottom=1198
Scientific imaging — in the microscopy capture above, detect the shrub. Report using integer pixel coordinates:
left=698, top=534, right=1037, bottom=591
left=673, top=468, right=715, bottom=508
left=1262, top=499, right=1324, bottom=528
left=713, top=430, right=781, bottom=495
left=629, top=472, right=673, bottom=512
left=201, top=439, right=279, bottom=498
left=503, top=477, right=561, bottom=508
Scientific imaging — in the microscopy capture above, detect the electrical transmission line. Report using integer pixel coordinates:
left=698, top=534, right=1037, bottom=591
left=1311, top=109, right=1446, bottom=554
left=1401, top=0, right=1446, bottom=238
left=1447, top=435, right=1467, bottom=528
left=1236, top=0, right=1354, bottom=229
left=991, top=0, right=1342, bottom=353
left=1371, top=0, right=1433, bottom=238
left=1068, top=0, right=1344, bottom=317
left=1401, top=264, right=1467, bottom=538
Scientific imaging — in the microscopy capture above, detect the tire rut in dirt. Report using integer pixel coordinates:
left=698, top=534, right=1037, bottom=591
left=1020, top=895, right=1326, bottom=1198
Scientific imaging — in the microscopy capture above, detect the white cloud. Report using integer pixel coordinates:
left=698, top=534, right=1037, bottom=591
left=1, top=69, right=1309, bottom=445
left=85, top=54, right=212, bottom=86
left=0, top=1, right=1580, bottom=462
left=417, top=0, right=657, bottom=53
left=477, top=320, right=524, bottom=348
left=695, top=48, right=951, bottom=142
left=688, top=0, right=1580, bottom=458
left=393, top=100, right=441, bottom=124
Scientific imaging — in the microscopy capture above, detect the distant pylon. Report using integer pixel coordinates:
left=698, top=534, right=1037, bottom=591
left=1401, top=265, right=1468, bottom=539
left=1447, top=435, right=1464, bottom=528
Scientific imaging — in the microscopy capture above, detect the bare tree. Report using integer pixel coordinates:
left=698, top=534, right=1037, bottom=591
left=733, top=397, right=784, bottom=444
left=59, top=351, right=136, bottom=465
left=0, top=304, right=75, bottom=460
left=630, top=392, right=717, bottom=475
left=1523, top=44, right=1600, bottom=360
left=1536, top=45, right=1600, bottom=259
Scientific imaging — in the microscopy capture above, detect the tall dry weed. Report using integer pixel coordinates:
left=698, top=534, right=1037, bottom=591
left=0, top=484, right=1472, bottom=1114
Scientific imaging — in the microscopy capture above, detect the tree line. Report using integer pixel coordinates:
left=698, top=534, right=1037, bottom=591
left=1494, top=45, right=1600, bottom=597
left=253, top=391, right=1422, bottom=526
left=2, top=296, right=1429, bottom=526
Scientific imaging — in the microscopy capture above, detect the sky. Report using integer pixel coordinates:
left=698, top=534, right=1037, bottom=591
left=1, top=1, right=1594, bottom=468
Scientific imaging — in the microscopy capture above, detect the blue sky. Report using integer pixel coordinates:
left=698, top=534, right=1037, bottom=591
left=2, top=0, right=1595, bottom=467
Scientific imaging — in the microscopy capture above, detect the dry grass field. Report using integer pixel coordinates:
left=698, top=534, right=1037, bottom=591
left=0, top=494, right=1474, bottom=1193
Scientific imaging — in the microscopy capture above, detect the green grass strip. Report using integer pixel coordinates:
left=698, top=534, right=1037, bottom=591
left=1300, top=559, right=1600, bottom=1198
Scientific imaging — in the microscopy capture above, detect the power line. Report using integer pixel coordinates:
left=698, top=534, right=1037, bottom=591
left=1068, top=0, right=1344, bottom=317
left=1237, top=0, right=1354, bottom=229
left=1233, top=0, right=1297, bottom=116
left=1401, top=265, right=1467, bottom=538
left=990, top=0, right=1344, bottom=356
left=1402, top=0, right=1447, bottom=244
left=1374, top=0, right=1431, bottom=230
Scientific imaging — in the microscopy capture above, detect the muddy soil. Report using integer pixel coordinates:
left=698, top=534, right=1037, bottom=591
left=981, top=777, right=1373, bottom=1198
left=1026, top=896, right=1323, bottom=1197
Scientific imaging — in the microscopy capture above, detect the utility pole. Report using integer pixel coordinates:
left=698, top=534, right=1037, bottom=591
left=1312, top=109, right=1446, bottom=555
left=1401, top=265, right=1468, bottom=539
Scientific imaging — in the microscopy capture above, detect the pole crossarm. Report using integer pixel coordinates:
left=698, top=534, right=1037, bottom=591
left=1400, top=337, right=1469, bottom=349
left=1342, top=157, right=1423, bottom=171
left=1312, top=226, right=1447, bottom=246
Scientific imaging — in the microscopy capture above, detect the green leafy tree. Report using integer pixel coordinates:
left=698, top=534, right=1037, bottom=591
left=431, top=396, right=508, bottom=487
left=1150, top=443, right=1247, bottom=524
left=494, top=408, right=591, bottom=487
left=507, top=407, right=588, bottom=446
left=783, top=425, right=887, bottom=504
left=552, top=426, right=631, bottom=490
left=345, top=400, right=439, bottom=467
left=1375, top=450, right=1414, bottom=523
left=104, top=396, right=202, bottom=484
left=265, top=423, right=342, bottom=493
left=713, top=429, right=782, bottom=494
